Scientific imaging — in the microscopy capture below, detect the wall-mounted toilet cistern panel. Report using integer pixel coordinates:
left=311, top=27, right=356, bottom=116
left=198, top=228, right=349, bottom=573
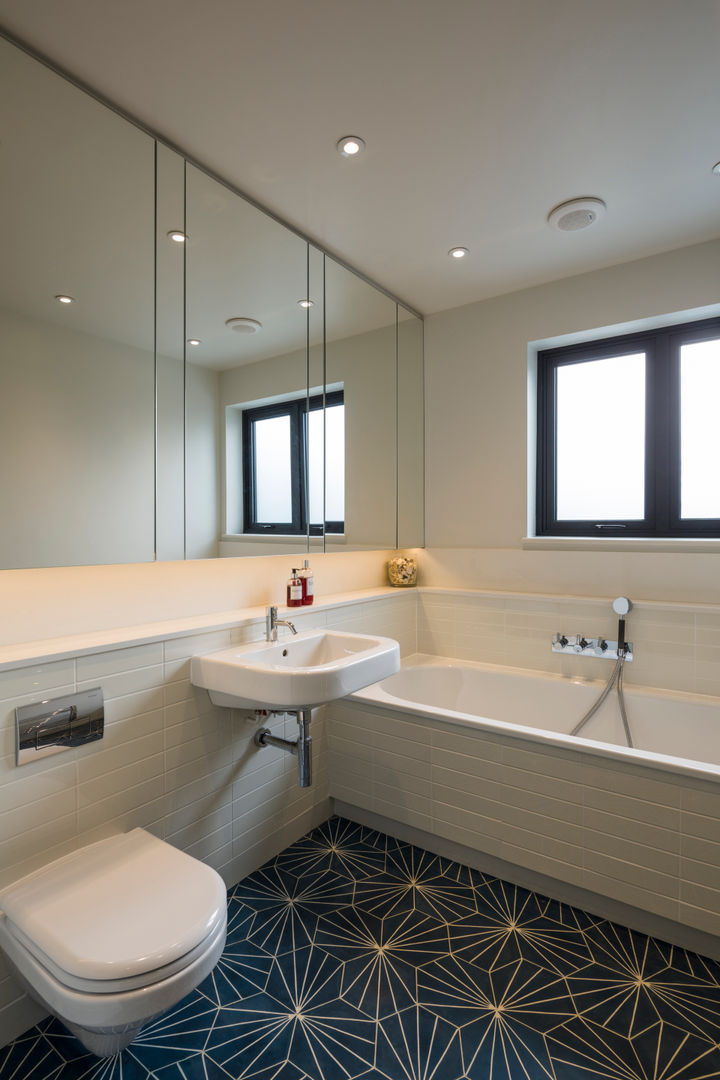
left=0, top=829, right=227, bottom=1058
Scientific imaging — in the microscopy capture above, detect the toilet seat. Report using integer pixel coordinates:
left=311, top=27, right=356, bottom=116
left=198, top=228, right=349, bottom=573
left=0, top=829, right=227, bottom=988
left=1, top=915, right=226, bottom=994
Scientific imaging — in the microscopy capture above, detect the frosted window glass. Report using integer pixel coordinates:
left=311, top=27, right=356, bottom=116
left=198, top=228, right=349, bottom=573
left=254, top=415, right=292, bottom=522
left=556, top=353, right=645, bottom=520
left=681, top=338, right=720, bottom=518
left=325, top=404, right=345, bottom=522
left=307, top=409, right=324, bottom=525
left=307, top=404, right=345, bottom=525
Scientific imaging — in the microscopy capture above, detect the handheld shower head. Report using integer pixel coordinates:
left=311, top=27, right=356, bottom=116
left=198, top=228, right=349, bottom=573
left=613, top=596, right=632, bottom=616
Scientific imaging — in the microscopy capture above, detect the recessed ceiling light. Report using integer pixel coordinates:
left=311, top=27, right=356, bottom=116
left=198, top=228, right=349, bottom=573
left=712, top=161, right=720, bottom=175
left=187, top=338, right=201, bottom=346
left=547, top=197, right=606, bottom=232
left=297, top=299, right=314, bottom=308
left=167, top=230, right=187, bottom=243
left=448, top=247, right=469, bottom=259
left=55, top=294, right=75, bottom=304
left=337, top=135, right=365, bottom=158
left=225, top=317, right=262, bottom=334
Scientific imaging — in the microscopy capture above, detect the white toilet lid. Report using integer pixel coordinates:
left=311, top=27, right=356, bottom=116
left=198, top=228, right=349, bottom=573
left=0, top=829, right=227, bottom=982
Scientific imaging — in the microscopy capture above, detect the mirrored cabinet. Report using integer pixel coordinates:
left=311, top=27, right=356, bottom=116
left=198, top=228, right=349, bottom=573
left=0, top=33, right=424, bottom=571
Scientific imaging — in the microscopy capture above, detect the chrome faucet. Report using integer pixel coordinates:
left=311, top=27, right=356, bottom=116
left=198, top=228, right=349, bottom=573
left=265, top=605, right=298, bottom=642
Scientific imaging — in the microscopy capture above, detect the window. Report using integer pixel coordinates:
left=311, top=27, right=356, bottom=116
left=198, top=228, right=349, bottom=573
left=242, top=391, right=344, bottom=535
left=536, top=317, right=720, bottom=538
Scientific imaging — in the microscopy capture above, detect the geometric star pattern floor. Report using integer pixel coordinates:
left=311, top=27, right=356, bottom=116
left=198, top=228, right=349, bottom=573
left=2, top=816, right=719, bottom=1079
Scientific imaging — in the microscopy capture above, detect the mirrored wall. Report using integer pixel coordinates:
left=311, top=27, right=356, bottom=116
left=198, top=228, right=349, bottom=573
left=0, top=33, right=424, bottom=570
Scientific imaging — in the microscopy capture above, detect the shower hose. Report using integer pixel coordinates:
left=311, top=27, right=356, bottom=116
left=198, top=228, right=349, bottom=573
left=570, top=654, right=633, bottom=749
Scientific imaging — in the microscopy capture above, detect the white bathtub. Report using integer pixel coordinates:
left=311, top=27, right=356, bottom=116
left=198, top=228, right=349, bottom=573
left=332, top=653, right=720, bottom=944
left=350, top=654, right=720, bottom=782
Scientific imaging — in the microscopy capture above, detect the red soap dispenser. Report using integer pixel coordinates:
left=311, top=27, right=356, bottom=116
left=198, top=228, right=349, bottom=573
left=300, top=559, right=314, bottom=606
left=287, top=569, right=303, bottom=608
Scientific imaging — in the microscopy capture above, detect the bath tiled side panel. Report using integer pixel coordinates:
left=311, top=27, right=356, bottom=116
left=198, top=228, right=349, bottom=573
left=418, top=588, right=720, bottom=696
left=327, top=702, right=720, bottom=935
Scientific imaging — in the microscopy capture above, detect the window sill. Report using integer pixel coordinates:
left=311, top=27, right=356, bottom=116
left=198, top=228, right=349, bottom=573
left=523, top=536, right=720, bottom=553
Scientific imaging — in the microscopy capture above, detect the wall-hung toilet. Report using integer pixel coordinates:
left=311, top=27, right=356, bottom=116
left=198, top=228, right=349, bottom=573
left=0, top=829, right=227, bottom=1057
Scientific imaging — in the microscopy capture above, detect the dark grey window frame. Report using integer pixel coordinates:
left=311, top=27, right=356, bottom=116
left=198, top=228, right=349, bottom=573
left=242, top=390, right=344, bottom=536
left=536, top=316, right=720, bottom=538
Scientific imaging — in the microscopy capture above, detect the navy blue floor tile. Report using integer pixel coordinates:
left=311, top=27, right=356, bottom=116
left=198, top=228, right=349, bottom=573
left=2, top=815, right=719, bottom=1080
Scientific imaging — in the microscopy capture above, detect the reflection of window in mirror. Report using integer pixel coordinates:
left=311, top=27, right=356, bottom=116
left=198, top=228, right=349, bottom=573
left=240, top=390, right=344, bottom=535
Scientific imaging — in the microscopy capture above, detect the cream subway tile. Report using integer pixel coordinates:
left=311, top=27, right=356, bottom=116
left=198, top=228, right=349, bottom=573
left=163, top=658, right=190, bottom=684
left=433, top=767, right=582, bottom=825
left=433, top=797, right=506, bottom=844
left=681, top=810, right=720, bottom=843
left=77, top=664, right=164, bottom=700
left=0, top=811, right=78, bottom=877
left=165, top=765, right=234, bottom=816
left=585, top=806, right=680, bottom=853
left=496, top=761, right=583, bottom=805
left=583, top=825, right=679, bottom=878
left=376, top=715, right=433, bottom=744
left=164, top=736, right=233, bottom=776
left=500, top=741, right=583, bottom=780
left=76, top=644, right=164, bottom=682
left=501, top=841, right=584, bottom=887
left=78, top=753, right=164, bottom=806
left=681, top=785, right=720, bottom=818
left=679, top=878, right=720, bottom=914
left=584, top=849, right=678, bottom=899
left=433, top=817, right=503, bottom=861
left=431, top=752, right=507, bottom=787
left=0, top=788, right=76, bottom=844
left=327, top=751, right=370, bottom=783
left=374, top=748, right=432, bottom=781
left=375, top=733, right=432, bottom=764
left=77, top=777, right=166, bottom=833
left=164, top=709, right=230, bottom=749
left=677, top=901, right=720, bottom=937
left=374, top=767, right=431, bottom=799
left=680, top=856, right=720, bottom=891
left=232, top=806, right=285, bottom=850
left=184, top=823, right=235, bottom=862
left=0, top=661, right=75, bottom=703
left=165, top=760, right=234, bottom=803
left=103, top=687, right=165, bottom=723
left=77, top=796, right=168, bottom=847
left=202, top=841, right=235, bottom=874
left=582, top=787, right=680, bottom=832
left=681, top=833, right=720, bottom=868
left=327, top=774, right=373, bottom=807
left=582, top=870, right=678, bottom=922
left=0, top=760, right=76, bottom=816
left=582, top=761, right=683, bottom=807
left=163, top=696, right=220, bottom=729
left=167, top=804, right=234, bottom=849
left=232, top=773, right=294, bottom=821
left=433, top=728, right=504, bottom=762
left=0, top=975, right=24, bottom=1012
left=163, top=630, right=233, bottom=663
left=373, top=799, right=432, bottom=836
left=231, top=755, right=286, bottom=800
left=78, top=730, right=164, bottom=783
left=0, top=832, right=82, bottom=892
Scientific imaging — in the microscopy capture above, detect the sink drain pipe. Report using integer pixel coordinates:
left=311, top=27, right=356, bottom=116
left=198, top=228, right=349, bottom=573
left=254, top=708, right=312, bottom=787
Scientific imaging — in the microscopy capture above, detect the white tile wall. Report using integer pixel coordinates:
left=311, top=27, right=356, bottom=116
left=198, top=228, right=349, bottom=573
left=418, top=588, right=720, bottom=696
left=0, top=593, right=417, bottom=1049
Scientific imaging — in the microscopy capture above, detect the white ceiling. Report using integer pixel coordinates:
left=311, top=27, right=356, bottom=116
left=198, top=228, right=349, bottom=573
left=1, top=0, right=719, bottom=316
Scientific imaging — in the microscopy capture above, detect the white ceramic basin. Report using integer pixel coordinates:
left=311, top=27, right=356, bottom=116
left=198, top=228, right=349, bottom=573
left=191, top=629, right=400, bottom=709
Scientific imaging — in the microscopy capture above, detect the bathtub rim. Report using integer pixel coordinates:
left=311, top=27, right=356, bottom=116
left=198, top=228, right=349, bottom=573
left=347, top=652, right=720, bottom=784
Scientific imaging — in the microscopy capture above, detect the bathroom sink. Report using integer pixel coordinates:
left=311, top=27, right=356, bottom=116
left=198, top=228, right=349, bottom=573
left=191, top=629, right=400, bottom=710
